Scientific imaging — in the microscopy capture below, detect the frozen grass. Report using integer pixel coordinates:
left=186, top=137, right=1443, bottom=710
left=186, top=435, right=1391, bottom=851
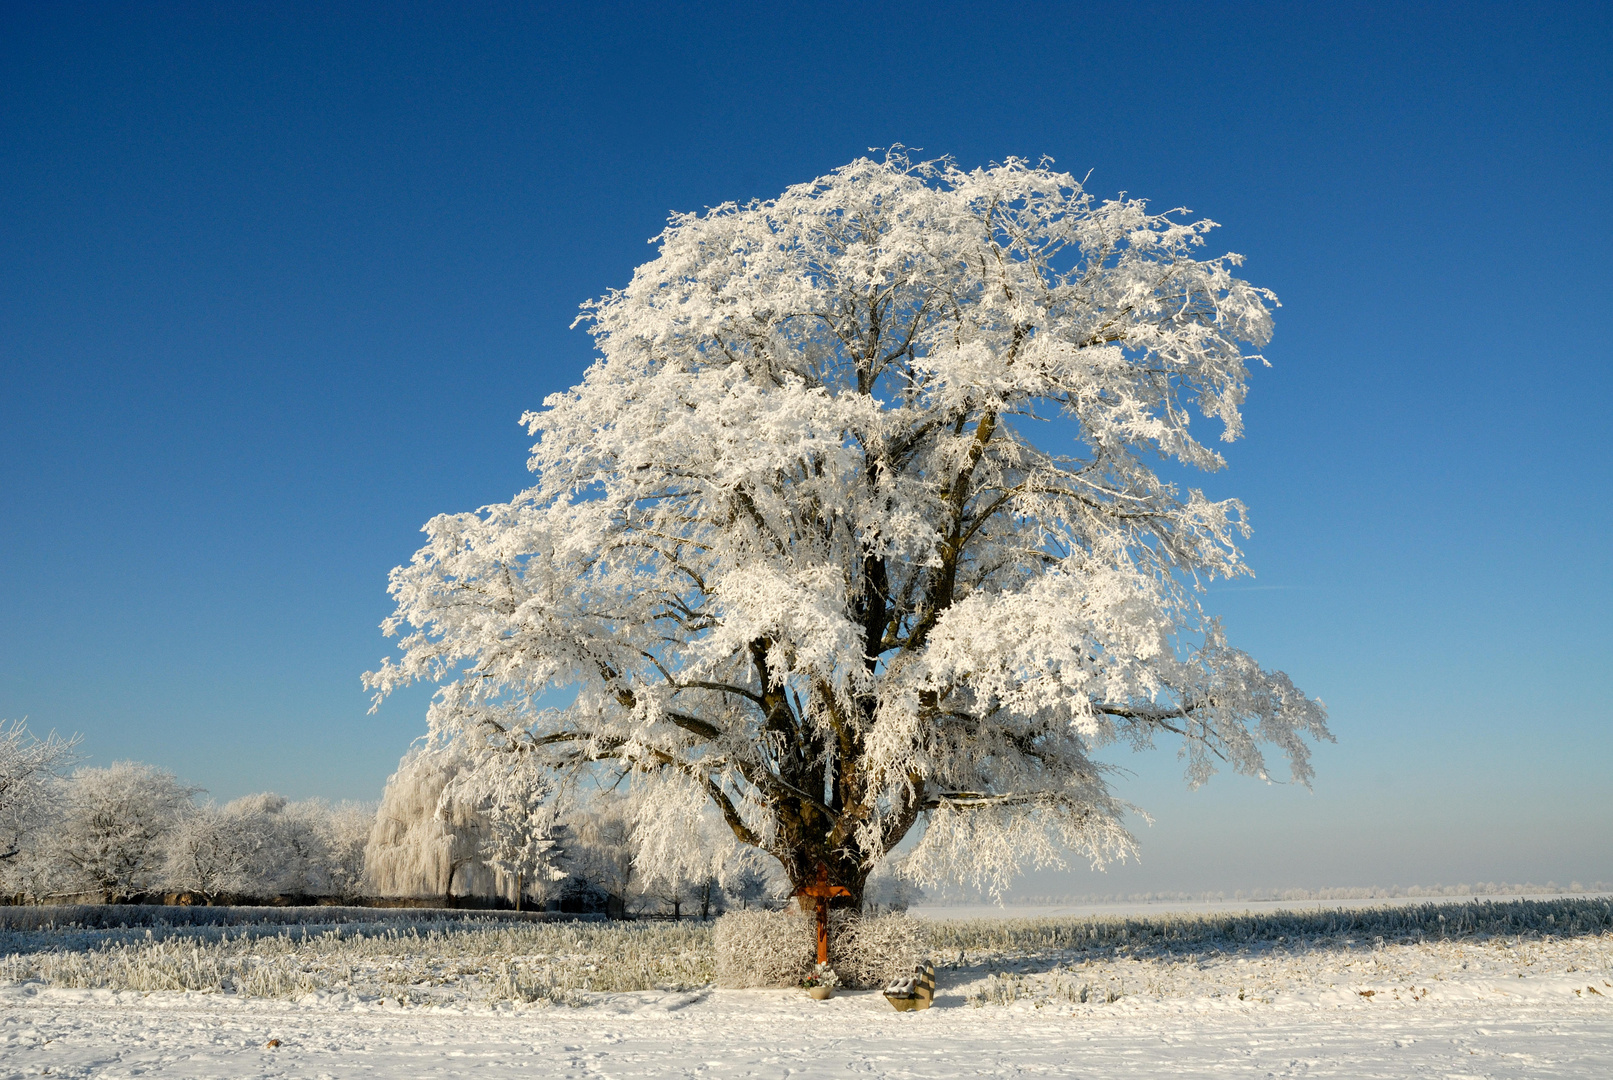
left=1, top=918, right=714, bottom=1007
left=1, top=897, right=1608, bottom=1010
left=0, top=903, right=578, bottom=933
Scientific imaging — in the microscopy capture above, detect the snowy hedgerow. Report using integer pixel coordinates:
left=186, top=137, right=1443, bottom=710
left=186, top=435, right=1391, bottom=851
left=367, top=150, right=1330, bottom=907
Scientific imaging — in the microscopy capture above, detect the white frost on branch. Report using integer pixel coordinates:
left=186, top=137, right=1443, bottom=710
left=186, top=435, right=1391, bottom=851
left=366, top=151, right=1330, bottom=898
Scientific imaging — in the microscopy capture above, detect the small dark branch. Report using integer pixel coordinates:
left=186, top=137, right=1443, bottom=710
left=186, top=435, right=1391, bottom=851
left=922, top=791, right=1056, bottom=810
left=674, top=679, right=768, bottom=708
left=530, top=730, right=588, bottom=747
left=954, top=483, right=1026, bottom=549
left=705, top=778, right=761, bottom=847
left=1095, top=703, right=1188, bottom=736
left=1097, top=703, right=1230, bottom=763
left=666, top=711, right=723, bottom=741
left=730, top=485, right=788, bottom=557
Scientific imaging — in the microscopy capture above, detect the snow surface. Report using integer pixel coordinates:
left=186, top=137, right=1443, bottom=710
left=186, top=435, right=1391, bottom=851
left=3, top=966, right=1610, bottom=1078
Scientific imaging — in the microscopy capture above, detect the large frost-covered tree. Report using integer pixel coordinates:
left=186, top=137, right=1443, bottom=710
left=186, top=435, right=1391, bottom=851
left=368, top=152, right=1329, bottom=906
left=0, top=720, right=79, bottom=865
left=52, top=762, right=197, bottom=902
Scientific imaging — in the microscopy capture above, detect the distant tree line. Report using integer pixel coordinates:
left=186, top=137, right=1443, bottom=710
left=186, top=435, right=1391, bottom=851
left=0, top=720, right=919, bottom=914
left=0, top=723, right=372, bottom=904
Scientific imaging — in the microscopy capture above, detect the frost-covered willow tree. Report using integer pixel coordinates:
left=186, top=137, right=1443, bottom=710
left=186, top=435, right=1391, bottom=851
left=367, top=152, right=1330, bottom=906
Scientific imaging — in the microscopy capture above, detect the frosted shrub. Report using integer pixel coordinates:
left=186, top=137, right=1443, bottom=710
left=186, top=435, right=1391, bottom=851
left=713, top=908, right=932, bottom=989
left=829, top=911, right=932, bottom=989
left=714, top=909, right=814, bottom=988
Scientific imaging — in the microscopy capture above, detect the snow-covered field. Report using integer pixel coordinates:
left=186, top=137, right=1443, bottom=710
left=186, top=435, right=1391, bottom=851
left=3, top=899, right=1610, bottom=1078
left=4, top=974, right=1610, bottom=1079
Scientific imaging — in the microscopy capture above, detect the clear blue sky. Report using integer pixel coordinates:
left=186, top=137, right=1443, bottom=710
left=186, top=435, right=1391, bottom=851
left=3, top=1, right=1608, bottom=893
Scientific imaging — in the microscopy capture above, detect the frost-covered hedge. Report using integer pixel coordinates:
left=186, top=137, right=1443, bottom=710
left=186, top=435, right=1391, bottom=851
left=927, top=897, right=1613, bottom=955
left=714, top=908, right=930, bottom=989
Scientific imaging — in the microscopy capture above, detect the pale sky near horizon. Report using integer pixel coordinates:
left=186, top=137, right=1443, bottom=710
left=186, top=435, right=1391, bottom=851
left=3, top=2, right=1609, bottom=894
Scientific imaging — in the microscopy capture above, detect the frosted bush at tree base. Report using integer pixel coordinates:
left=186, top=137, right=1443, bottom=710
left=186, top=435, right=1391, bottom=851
left=713, top=908, right=930, bottom=988
left=830, top=910, right=931, bottom=988
left=366, top=149, right=1330, bottom=906
left=714, top=909, right=814, bottom=988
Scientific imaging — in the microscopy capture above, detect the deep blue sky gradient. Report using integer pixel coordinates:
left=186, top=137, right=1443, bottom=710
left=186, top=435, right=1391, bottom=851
left=3, top=1, right=1609, bottom=893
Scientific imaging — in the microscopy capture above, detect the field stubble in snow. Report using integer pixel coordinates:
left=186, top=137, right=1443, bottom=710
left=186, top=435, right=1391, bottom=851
left=1, top=918, right=715, bottom=1007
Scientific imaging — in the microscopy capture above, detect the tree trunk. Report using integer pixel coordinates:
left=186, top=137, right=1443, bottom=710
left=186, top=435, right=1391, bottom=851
left=444, top=859, right=467, bottom=906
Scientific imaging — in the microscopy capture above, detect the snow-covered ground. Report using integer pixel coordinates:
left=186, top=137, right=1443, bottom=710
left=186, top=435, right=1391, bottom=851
left=2, top=974, right=1611, bottom=1079
left=4, top=900, right=1610, bottom=1078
